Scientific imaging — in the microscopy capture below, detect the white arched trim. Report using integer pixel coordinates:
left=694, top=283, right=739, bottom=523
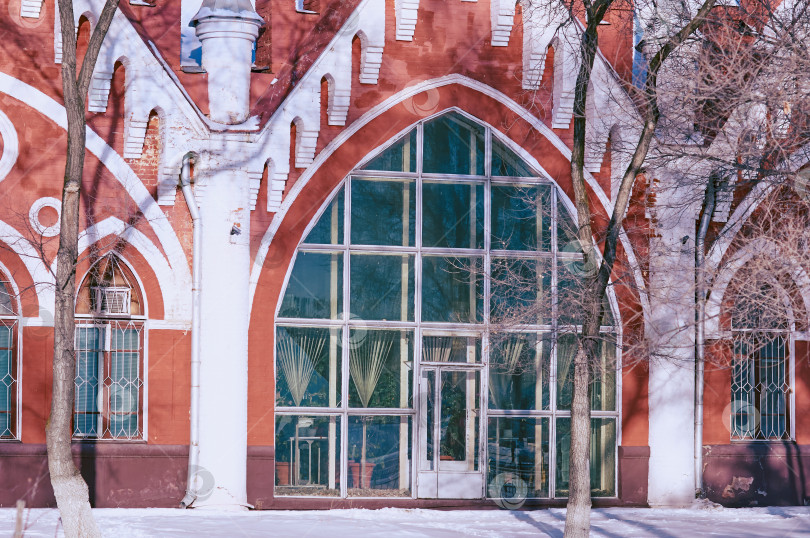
left=0, top=220, right=54, bottom=320
left=708, top=142, right=810, bottom=272
left=52, top=217, right=190, bottom=321
left=705, top=237, right=810, bottom=338
left=249, top=74, right=648, bottom=324
left=0, top=109, right=19, bottom=184
left=0, top=71, right=192, bottom=318
left=74, top=250, right=150, bottom=320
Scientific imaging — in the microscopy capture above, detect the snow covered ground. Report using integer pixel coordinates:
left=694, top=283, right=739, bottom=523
left=3, top=506, right=810, bottom=537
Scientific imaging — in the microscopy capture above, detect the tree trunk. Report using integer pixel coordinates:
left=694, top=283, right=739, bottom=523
left=46, top=2, right=120, bottom=536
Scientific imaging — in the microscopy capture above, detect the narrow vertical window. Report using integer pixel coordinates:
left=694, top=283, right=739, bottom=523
left=0, top=278, right=17, bottom=439
left=730, top=280, right=791, bottom=441
left=74, top=255, right=145, bottom=440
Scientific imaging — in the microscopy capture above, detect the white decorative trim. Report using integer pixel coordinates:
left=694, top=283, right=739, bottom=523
left=551, top=32, right=580, bottom=128
left=0, top=109, right=19, bottom=184
left=88, top=70, right=113, bottom=112
left=65, top=217, right=189, bottom=322
left=0, top=220, right=54, bottom=320
left=0, top=72, right=192, bottom=322
left=705, top=237, right=810, bottom=338
left=249, top=74, right=649, bottom=326
left=29, top=197, right=62, bottom=238
left=250, top=0, right=385, bottom=212
left=20, top=0, right=44, bottom=19
left=395, top=0, right=420, bottom=41
left=247, top=170, right=262, bottom=211
left=490, top=0, right=516, bottom=47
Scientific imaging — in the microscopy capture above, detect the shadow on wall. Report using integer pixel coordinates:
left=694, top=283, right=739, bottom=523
left=703, top=443, right=810, bottom=506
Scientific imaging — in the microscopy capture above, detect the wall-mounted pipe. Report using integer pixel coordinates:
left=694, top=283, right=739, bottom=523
left=695, top=173, right=719, bottom=498
left=179, top=154, right=202, bottom=509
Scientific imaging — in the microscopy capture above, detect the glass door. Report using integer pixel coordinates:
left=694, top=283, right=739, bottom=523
left=417, top=366, right=483, bottom=498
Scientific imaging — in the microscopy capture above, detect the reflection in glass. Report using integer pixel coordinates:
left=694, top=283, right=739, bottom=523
left=278, top=252, right=343, bottom=320
left=349, top=329, right=413, bottom=409
left=557, top=199, right=579, bottom=247
left=422, top=256, right=483, bottom=323
left=440, top=370, right=479, bottom=471
left=489, top=333, right=549, bottom=411
left=423, top=112, right=485, bottom=175
left=350, top=254, right=414, bottom=321
left=275, top=414, right=341, bottom=496
left=490, top=258, right=551, bottom=325
left=422, top=335, right=481, bottom=363
left=557, top=259, right=586, bottom=325
left=348, top=415, right=412, bottom=496
left=492, top=138, right=534, bottom=177
left=420, top=369, right=436, bottom=471
left=556, top=335, right=616, bottom=411
left=555, top=417, right=616, bottom=497
left=276, top=326, right=341, bottom=408
left=422, top=182, right=484, bottom=249
left=304, top=189, right=344, bottom=245
left=491, top=184, right=551, bottom=251
left=487, top=417, right=549, bottom=498
left=351, top=178, right=415, bottom=246
left=363, top=131, right=417, bottom=173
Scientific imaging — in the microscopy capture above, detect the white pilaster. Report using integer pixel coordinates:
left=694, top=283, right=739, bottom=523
left=194, top=161, right=251, bottom=509
left=647, top=168, right=698, bottom=507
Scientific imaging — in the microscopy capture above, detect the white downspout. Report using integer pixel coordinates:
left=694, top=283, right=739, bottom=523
left=695, top=174, right=718, bottom=498
left=179, top=154, right=202, bottom=509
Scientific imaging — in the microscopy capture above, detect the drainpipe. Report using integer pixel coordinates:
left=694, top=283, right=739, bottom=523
left=179, top=154, right=202, bottom=509
left=695, top=173, right=718, bottom=498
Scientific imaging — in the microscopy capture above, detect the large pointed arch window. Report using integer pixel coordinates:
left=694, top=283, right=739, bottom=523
left=74, top=254, right=145, bottom=440
left=274, top=111, right=619, bottom=499
left=0, top=275, right=18, bottom=439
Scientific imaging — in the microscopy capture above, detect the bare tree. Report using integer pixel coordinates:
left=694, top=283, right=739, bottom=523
left=48, top=1, right=120, bottom=536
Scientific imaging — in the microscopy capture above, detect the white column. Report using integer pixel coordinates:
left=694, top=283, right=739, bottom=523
left=646, top=169, right=698, bottom=507
left=193, top=2, right=263, bottom=125
left=195, top=164, right=252, bottom=509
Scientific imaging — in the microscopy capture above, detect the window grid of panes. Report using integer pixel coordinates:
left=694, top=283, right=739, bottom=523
left=0, top=279, right=17, bottom=440
left=275, top=111, right=619, bottom=499
left=73, top=319, right=145, bottom=440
